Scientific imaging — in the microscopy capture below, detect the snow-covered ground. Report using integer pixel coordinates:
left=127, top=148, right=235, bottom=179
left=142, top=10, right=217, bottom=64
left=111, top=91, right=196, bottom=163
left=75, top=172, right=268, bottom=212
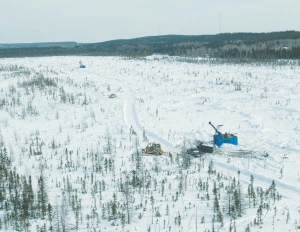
left=0, top=56, right=300, bottom=231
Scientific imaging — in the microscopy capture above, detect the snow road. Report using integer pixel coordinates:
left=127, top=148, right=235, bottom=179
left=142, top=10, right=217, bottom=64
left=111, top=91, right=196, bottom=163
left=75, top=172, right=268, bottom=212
left=123, top=86, right=177, bottom=153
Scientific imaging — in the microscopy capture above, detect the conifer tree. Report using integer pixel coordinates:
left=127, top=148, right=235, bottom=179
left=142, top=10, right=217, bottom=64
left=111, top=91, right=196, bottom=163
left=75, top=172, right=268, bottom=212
left=37, top=175, right=48, bottom=219
left=208, top=159, right=215, bottom=175
left=165, top=204, right=169, bottom=216
left=217, top=211, right=223, bottom=227
left=111, top=193, right=117, bottom=220
left=214, top=196, right=219, bottom=213
left=47, top=203, right=53, bottom=231
left=256, top=205, right=263, bottom=224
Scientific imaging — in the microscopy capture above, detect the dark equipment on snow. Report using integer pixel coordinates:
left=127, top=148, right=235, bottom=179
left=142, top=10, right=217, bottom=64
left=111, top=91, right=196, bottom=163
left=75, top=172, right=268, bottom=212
left=197, top=142, right=216, bottom=153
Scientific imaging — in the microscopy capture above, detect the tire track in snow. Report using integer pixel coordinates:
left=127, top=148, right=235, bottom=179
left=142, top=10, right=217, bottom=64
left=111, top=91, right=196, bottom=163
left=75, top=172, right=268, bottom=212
left=81, top=69, right=170, bottom=150
left=123, top=87, right=178, bottom=153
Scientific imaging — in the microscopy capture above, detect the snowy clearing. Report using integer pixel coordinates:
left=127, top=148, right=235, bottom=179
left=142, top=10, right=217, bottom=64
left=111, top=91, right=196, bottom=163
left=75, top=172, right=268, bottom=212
left=0, top=56, right=300, bottom=232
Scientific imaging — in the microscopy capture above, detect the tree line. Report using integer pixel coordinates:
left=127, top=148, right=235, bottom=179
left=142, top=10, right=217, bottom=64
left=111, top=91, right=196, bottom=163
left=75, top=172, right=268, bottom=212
left=1, top=31, right=300, bottom=59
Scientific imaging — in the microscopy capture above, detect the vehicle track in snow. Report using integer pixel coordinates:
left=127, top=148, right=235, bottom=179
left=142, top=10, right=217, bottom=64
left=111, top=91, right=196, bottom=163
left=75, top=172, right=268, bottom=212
left=81, top=68, right=178, bottom=153
left=123, top=87, right=177, bottom=153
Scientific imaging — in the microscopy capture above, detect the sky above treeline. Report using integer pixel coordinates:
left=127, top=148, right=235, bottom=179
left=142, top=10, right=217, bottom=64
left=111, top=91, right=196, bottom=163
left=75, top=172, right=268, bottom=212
left=1, top=0, right=299, bottom=43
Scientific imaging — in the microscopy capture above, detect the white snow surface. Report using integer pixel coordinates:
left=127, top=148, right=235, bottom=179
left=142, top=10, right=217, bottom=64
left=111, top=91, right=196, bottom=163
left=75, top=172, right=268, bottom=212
left=0, top=55, right=300, bottom=231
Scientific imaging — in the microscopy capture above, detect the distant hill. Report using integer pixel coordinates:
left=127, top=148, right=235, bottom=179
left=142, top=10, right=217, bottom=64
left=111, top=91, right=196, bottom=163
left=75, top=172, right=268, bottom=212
left=0, top=41, right=77, bottom=49
left=1, top=31, right=300, bottom=59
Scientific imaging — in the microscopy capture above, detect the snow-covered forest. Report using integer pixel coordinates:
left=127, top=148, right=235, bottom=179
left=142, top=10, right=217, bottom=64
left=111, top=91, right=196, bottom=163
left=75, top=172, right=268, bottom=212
left=0, top=56, right=299, bottom=232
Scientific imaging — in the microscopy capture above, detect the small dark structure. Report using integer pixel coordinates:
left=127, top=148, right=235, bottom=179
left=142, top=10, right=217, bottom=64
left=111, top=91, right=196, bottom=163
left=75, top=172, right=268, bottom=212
left=79, top=60, right=86, bottom=68
left=197, top=142, right=216, bottom=154
left=187, top=147, right=200, bottom=157
left=109, top=93, right=117, bottom=98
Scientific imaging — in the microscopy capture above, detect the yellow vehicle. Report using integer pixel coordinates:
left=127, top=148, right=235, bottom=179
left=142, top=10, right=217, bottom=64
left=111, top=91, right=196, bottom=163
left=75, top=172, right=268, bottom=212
left=142, top=143, right=163, bottom=155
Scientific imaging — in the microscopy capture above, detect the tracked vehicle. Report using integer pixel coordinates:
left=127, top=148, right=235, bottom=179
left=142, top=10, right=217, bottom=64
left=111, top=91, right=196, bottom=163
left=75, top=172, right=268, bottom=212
left=142, top=143, right=163, bottom=155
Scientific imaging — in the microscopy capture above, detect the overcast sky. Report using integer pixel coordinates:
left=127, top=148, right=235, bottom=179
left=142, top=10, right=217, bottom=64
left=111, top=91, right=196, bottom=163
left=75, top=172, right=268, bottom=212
left=1, top=0, right=299, bottom=43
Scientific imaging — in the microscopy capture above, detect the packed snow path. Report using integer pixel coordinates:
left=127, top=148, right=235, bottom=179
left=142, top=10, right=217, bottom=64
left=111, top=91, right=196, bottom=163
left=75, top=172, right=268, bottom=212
left=82, top=68, right=177, bottom=152
left=123, top=86, right=177, bottom=153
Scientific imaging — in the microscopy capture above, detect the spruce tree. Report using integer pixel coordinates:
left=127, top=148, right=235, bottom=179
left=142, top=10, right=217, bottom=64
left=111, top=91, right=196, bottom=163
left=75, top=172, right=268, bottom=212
left=208, top=159, right=214, bottom=175
left=37, top=175, right=48, bottom=219
left=214, top=196, right=219, bottom=212
left=217, top=211, right=223, bottom=227
left=111, top=193, right=117, bottom=220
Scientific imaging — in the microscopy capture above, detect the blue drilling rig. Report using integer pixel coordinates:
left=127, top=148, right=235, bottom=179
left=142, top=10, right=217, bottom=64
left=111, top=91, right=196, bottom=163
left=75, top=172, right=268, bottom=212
left=209, top=121, right=238, bottom=147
